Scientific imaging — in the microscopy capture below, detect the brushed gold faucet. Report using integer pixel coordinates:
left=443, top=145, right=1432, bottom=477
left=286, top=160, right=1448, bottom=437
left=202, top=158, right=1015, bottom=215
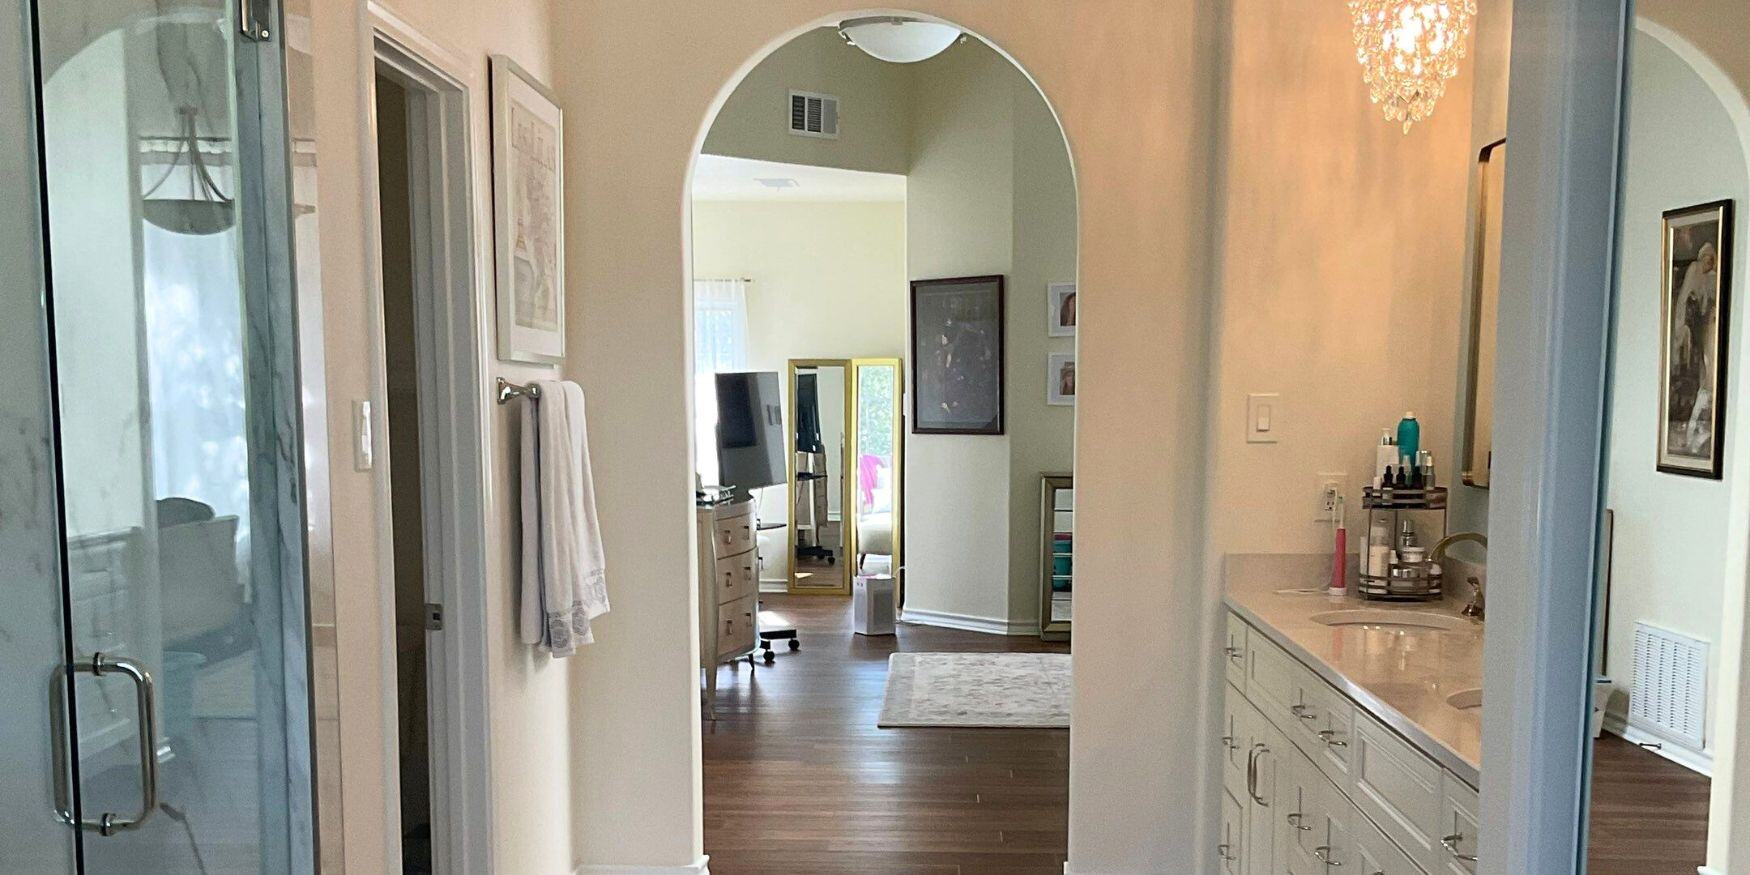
left=1431, top=531, right=1487, bottom=620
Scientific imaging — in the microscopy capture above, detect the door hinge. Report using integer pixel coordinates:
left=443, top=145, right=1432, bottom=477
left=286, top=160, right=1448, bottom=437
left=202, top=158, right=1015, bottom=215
left=239, top=0, right=272, bottom=41
left=424, top=603, right=444, bottom=631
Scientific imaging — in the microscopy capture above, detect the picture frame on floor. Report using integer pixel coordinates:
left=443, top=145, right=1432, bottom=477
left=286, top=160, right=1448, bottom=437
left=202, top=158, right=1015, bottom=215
left=490, top=54, right=565, bottom=364
left=1656, top=199, right=1733, bottom=479
left=910, top=276, right=1005, bottom=434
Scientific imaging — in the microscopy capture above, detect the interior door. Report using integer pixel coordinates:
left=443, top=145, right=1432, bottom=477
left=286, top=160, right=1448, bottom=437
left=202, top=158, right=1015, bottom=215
left=27, top=0, right=315, bottom=870
left=848, top=358, right=903, bottom=593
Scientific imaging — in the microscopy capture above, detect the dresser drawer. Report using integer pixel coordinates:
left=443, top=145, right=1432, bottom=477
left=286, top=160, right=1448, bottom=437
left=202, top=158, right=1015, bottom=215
left=715, top=549, right=756, bottom=604
left=711, top=508, right=756, bottom=560
left=1223, top=611, right=1249, bottom=692
left=1348, top=793, right=1423, bottom=875
left=1352, top=710, right=1444, bottom=871
left=1437, top=772, right=1480, bottom=874
left=717, top=594, right=757, bottom=657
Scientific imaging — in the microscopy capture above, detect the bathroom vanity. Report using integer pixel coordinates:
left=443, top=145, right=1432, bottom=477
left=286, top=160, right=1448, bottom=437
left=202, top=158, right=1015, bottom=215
left=1218, top=555, right=1484, bottom=875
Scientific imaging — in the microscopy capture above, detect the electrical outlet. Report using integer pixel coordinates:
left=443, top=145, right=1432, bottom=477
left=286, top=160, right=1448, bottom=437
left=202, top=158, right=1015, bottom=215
left=1316, top=473, right=1346, bottom=521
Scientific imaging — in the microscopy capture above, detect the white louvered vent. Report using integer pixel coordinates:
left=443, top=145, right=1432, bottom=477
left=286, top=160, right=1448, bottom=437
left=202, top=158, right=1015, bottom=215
left=788, top=90, right=840, bottom=139
left=1629, top=622, right=1708, bottom=752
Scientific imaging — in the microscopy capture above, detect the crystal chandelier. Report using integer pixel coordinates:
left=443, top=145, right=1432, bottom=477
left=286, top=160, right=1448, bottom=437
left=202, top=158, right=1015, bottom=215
left=1347, top=0, right=1476, bottom=133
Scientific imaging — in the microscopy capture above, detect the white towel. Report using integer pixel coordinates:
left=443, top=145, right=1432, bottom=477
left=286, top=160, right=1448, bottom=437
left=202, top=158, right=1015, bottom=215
left=518, top=379, right=610, bottom=656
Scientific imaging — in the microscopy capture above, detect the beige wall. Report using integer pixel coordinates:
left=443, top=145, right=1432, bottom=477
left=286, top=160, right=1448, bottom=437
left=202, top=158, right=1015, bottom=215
left=554, top=3, right=1217, bottom=870
left=300, top=0, right=564, bottom=871
left=1206, top=0, right=1475, bottom=566
left=703, top=27, right=912, bottom=175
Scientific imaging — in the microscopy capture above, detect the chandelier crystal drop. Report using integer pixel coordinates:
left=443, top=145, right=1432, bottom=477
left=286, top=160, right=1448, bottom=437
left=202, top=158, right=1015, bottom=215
left=1347, top=0, right=1476, bottom=133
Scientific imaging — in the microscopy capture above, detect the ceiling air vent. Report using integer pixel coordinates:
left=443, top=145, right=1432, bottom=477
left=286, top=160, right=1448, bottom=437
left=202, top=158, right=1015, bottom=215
left=788, top=90, right=840, bottom=139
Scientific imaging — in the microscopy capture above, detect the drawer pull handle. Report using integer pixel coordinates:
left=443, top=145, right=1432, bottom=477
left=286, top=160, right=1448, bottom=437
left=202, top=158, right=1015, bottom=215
left=1223, top=645, right=1243, bottom=661
left=1216, top=842, right=1236, bottom=863
left=1313, top=845, right=1341, bottom=866
left=1286, top=811, right=1312, bottom=832
left=1317, top=729, right=1348, bottom=748
left=1290, top=704, right=1317, bottom=721
left=1220, top=734, right=1239, bottom=753
left=1245, top=744, right=1269, bottom=806
left=1441, top=833, right=1478, bottom=863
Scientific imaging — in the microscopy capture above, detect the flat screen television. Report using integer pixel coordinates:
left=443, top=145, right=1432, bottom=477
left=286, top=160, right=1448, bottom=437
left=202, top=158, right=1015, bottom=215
left=714, top=371, right=784, bottom=492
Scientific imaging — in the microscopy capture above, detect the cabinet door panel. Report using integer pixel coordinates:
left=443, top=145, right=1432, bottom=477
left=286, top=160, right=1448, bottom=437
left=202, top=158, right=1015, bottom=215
left=1352, top=711, right=1443, bottom=869
left=1223, top=683, right=1248, bottom=805
left=1220, top=789, right=1246, bottom=875
left=1224, top=612, right=1249, bottom=691
left=1438, top=774, right=1480, bottom=874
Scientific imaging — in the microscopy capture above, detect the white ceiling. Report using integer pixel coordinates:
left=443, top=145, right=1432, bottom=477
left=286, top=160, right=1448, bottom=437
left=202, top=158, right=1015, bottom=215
left=691, top=154, right=907, bottom=203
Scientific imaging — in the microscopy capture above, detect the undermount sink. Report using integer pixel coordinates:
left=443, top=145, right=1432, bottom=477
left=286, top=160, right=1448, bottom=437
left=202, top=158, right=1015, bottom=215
left=1308, top=610, right=1468, bottom=632
left=1446, top=688, right=1482, bottom=710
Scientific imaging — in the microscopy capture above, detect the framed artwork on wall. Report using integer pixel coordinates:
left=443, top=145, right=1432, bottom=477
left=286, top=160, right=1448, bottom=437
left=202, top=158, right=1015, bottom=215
left=910, top=275, right=1005, bottom=434
left=490, top=55, right=565, bottom=364
left=1048, top=282, right=1077, bottom=337
left=1047, top=353, right=1076, bottom=406
left=1657, top=199, right=1733, bottom=479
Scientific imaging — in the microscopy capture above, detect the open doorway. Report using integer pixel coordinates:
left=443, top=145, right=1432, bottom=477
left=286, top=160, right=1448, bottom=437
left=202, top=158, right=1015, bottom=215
left=367, top=29, right=496, bottom=874
left=688, top=18, right=1078, bottom=870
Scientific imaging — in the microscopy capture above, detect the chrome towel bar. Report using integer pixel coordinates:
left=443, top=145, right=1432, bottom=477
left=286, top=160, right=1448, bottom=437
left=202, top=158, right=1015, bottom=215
left=497, top=377, right=541, bottom=405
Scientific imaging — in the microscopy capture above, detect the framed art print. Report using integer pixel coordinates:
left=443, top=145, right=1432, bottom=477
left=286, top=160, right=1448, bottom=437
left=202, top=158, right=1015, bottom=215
left=1657, top=199, right=1733, bottom=478
left=491, top=55, right=565, bottom=364
left=911, top=276, right=1005, bottom=434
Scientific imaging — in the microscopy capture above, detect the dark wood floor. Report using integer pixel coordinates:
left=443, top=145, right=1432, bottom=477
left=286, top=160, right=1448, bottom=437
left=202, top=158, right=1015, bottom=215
left=702, top=594, right=1070, bottom=875
left=1588, top=733, right=1711, bottom=874
left=704, top=596, right=1710, bottom=873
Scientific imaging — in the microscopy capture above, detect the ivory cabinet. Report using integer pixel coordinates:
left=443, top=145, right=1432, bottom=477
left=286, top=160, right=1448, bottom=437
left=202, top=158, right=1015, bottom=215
left=1219, top=609, right=1481, bottom=874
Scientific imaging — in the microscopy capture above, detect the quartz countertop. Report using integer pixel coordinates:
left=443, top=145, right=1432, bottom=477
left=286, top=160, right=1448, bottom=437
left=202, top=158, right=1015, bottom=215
left=1223, top=554, right=1484, bottom=787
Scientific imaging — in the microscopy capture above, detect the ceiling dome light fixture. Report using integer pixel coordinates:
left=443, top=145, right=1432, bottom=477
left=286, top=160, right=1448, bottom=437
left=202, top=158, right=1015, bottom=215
left=838, top=16, right=961, bottom=64
left=1347, top=0, right=1476, bottom=133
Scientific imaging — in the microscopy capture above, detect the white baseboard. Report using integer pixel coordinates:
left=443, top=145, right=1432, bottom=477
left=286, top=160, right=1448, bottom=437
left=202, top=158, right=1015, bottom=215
left=758, top=579, right=787, bottom=593
left=900, top=607, right=1036, bottom=636
left=1697, top=867, right=1723, bottom=875
left=574, top=857, right=709, bottom=875
left=1602, top=714, right=1713, bottom=777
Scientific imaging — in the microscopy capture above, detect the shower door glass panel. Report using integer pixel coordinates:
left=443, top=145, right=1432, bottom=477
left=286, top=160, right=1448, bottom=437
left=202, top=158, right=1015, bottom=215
left=35, top=0, right=313, bottom=871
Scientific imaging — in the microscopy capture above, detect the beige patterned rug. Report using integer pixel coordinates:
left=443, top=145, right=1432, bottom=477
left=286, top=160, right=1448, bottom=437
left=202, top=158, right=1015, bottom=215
left=877, top=652, right=1071, bottom=728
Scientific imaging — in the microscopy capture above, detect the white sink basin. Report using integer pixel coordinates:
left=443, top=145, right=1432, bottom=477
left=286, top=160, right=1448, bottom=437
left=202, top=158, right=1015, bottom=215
left=1446, top=688, right=1482, bottom=710
left=1308, top=610, right=1468, bottom=632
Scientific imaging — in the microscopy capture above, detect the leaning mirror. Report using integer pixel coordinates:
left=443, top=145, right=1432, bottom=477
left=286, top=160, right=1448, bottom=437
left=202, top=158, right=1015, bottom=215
left=1461, top=139, right=1506, bottom=488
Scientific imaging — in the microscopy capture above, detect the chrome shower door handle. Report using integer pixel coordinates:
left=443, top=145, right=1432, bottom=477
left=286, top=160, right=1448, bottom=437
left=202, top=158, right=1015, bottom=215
left=49, top=653, right=159, bottom=835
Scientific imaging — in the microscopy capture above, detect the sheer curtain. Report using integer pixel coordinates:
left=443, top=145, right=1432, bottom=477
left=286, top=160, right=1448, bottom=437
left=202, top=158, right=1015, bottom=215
left=694, top=278, right=750, bottom=485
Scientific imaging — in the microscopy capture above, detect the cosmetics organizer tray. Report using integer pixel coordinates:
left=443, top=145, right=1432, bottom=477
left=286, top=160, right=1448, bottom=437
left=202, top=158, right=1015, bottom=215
left=1358, top=486, right=1448, bottom=601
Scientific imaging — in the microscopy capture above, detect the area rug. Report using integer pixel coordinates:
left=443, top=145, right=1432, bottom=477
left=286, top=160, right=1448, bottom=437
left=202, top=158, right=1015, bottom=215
left=877, top=652, right=1071, bottom=728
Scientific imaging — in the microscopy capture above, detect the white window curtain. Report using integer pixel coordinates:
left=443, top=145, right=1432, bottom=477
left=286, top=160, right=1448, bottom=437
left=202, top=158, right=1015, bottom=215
left=693, top=278, right=750, bottom=485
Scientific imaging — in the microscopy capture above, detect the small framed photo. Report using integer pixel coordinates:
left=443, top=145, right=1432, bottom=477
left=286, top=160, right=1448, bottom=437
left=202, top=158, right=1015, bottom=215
left=491, top=55, right=565, bottom=364
left=1658, top=199, right=1734, bottom=478
left=911, top=276, right=1005, bottom=434
left=1048, top=282, right=1077, bottom=337
left=1047, top=353, right=1076, bottom=406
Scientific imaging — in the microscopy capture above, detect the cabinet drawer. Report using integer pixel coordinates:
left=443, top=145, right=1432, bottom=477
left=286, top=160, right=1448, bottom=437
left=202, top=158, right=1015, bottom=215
left=1295, top=675, right=1356, bottom=790
left=1437, top=773, right=1480, bottom=874
left=1219, top=789, right=1245, bottom=875
left=1349, top=794, right=1423, bottom=875
left=716, top=549, right=756, bottom=604
left=711, top=509, right=755, bottom=560
left=1223, top=611, right=1249, bottom=691
left=1221, top=683, right=1248, bottom=805
left=1352, top=710, right=1444, bottom=871
left=717, top=594, right=756, bottom=657
left=1245, top=629, right=1304, bottom=729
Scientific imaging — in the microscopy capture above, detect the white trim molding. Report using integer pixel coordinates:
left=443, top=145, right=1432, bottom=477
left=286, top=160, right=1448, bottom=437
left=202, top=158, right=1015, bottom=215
left=1602, top=714, right=1715, bottom=778
left=574, top=857, right=711, bottom=875
left=900, top=607, right=1037, bottom=637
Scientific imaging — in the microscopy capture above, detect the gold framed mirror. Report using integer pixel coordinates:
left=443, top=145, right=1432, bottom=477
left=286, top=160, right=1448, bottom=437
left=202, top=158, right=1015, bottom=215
left=1461, top=138, right=1506, bottom=488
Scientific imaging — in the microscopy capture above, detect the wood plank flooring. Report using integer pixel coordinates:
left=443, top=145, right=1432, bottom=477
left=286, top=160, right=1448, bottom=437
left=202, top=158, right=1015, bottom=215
left=704, top=595, right=1710, bottom=873
left=1588, top=733, right=1711, bottom=874
left=702, top=594, right=1069, bottom=875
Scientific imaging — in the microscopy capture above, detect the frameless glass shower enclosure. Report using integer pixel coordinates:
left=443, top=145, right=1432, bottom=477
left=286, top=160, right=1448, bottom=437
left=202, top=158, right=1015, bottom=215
left=1, top=0, right=315, bottom=870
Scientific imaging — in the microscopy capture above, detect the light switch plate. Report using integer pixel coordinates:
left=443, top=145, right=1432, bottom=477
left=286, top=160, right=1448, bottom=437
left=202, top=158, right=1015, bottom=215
left=353, top=400, right=373, bottom=471
left=1246, top=393, right=1280, bottom=443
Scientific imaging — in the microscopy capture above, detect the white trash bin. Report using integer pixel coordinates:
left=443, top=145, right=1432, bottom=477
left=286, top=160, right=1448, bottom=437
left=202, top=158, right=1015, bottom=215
left=853, top=574, right=896, bottom=636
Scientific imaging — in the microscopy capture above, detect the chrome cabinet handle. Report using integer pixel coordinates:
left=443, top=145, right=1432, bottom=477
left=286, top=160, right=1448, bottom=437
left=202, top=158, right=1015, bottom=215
left=1314, top=845, right=1342, bottom=866
left=1285, top=811, right=1312, bottom=832
left=1245, top=744, right=1270, bottom=806
left=1442, top=833, right=1478, bottom=863
left=1291, top=703, right=1317, bottom=721
left=1221, top=734, right=1239, bottom=753
left=50, top=653, right=159, bottom=835
left=1216, top=842, right=1237, bottom=863
left=1317, top=729, right=1349, bottom=748
left=1223, top=645, right=1244, bottom=662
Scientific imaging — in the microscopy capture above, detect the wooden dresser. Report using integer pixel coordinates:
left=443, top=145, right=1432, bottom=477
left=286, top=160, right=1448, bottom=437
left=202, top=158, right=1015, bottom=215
left=698, top=497, right=759, bottom=716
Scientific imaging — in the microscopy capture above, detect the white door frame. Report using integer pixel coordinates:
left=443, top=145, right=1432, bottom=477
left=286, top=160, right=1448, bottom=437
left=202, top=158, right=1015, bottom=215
left=1483, top=0, right=1628, bottom=871
left=362, top=7, right=496, bottom=872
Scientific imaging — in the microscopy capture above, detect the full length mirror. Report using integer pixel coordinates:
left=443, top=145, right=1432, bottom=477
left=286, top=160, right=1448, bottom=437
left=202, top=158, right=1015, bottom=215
left=788, top=360, right=852, bottom=594
left=849, top=359, right=902, bottom=584
left=1583, top=7, right=1747, bottom=871
left=1462, top=140, right=1506, bottom=488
